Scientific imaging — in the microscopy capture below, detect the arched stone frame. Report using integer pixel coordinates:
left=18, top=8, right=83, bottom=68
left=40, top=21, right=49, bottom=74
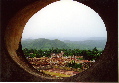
left=1, top=0, right=118, bottom=82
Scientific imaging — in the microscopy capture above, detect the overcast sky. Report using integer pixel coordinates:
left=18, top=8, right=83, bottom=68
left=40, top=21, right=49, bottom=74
left=22, top=0, right=107, bottom=40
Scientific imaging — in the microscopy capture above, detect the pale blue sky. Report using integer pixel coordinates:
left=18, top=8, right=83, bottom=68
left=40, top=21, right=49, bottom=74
left=22, top=0, right=107, bottom=40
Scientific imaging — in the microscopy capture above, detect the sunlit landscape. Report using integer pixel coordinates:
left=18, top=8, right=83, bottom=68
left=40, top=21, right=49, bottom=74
left=23, top=47, right=101, bottom=78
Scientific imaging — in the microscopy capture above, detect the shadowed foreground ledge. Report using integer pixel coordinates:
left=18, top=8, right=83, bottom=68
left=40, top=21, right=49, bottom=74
left=1, top=0, right=118, bottom=82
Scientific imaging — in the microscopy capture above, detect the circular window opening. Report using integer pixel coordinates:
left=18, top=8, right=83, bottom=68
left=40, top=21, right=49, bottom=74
left=21, top=0, right=107, bottom=79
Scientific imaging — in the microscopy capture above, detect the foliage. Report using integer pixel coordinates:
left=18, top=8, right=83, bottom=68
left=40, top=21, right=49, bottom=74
left=21, top=38, right=69, bottom=50
left=21, top=38, right=106, bottom=50
left=23, top=47, right=103, bottom=61
left=66, top=60, right=82, bottom=69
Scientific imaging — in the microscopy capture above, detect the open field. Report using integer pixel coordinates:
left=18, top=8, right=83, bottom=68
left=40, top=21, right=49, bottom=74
left=42, top=68, right=80, bottom=77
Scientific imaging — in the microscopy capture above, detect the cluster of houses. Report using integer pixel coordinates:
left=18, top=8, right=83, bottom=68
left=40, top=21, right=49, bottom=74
left=27, top=51, right=95, bottom=71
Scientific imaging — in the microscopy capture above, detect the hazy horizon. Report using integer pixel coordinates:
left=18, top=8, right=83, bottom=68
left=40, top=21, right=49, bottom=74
left=22, top=37, right=107, bottom=41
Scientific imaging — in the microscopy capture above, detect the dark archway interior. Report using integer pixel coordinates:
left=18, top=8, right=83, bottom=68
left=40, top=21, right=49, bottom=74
left=1, top=0, right=118, bottom=82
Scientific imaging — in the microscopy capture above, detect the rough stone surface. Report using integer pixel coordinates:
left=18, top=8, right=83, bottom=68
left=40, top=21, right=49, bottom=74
left=1, top=0, right=118, bottom=82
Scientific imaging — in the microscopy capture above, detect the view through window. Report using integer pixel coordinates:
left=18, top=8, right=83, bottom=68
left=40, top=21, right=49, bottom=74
left=21, top=0, right=107, bottom=79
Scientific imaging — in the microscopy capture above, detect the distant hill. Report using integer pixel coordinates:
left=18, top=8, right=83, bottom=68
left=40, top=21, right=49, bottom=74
left=63, top=39, right=107, bottom=50
left=21, top=38, right=69, bottom=50
left=21, top=38, right=107, bottom=50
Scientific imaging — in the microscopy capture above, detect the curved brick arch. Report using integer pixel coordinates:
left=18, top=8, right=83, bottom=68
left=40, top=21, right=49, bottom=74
left=1, top=0, right=118, bottom=82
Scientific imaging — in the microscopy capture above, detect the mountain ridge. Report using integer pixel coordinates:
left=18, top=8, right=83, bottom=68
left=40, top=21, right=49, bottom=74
left=21, top=38, right=107, bottom=50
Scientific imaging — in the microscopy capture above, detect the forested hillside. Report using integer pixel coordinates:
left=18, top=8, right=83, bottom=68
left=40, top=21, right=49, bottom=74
left=64, top=40, right=106, bottom=50
left=21, top=38, right=69, bottom=50
left=21, top=38, right=106, bottom=50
